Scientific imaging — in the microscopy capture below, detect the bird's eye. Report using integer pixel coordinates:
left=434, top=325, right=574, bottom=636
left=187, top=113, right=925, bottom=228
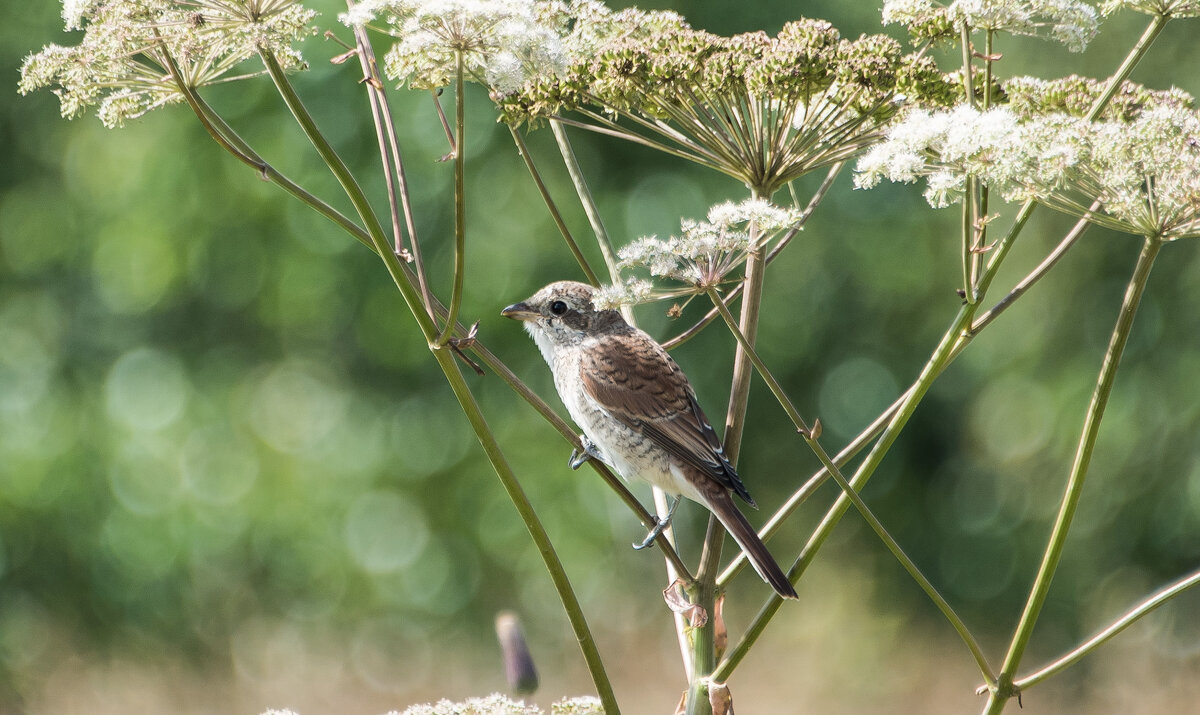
left=549, top=300, right=568, bottom=316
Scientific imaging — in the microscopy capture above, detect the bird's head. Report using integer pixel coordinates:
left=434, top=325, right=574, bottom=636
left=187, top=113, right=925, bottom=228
left=502, top=281, right=626, bottom=351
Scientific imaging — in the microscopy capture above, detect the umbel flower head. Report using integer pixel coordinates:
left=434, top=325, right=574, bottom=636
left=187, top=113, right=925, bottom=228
left=1100, top=0, right=1200, bottom=17
left=856, top=76, right=1200, bottom=240
left=882, top=0, right=1100, bottom=51
left=341, top=0, right=609, bottom=93
left=19, top=0, right=316, bottom=128
left=595, top=199, right=803, bottom=309
left=499, top=10, right=954, bottom=196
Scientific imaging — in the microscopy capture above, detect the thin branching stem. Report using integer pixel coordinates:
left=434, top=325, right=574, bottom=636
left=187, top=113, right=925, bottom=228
left=431, top=88, right=455, bottom=150
left=1010, top=568, right=1200, bottom=691
left=507, top=127, right=601, bottom=286
left=982, top=235, right=1163, bottom=714
left=663, top=163, right=843, bottom=350
left=436, top=51, right=467, bottom=345
left=353, top=48, right=405, bottom=258
left=261, top=46, right=620, bottom=711
left=706, top=289, right=995, bottom=685
left=350, top=19, right=433, bottom=315
left=686, top=208, right=770, bottom=715
left=960, top=21, right=975, bottom=108
left=970, top=204, right=1097, bottom=334
left=550, top=121, right=622, bottom=283
left=1085, top=14, right=1170, bottom=123
left=714, top=301, right=975, bottom=682
left=161, top=50, right=374, bottom=253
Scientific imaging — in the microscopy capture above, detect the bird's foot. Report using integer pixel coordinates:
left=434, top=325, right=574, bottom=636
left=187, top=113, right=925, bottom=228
left=567, top=435, right=601, bottom=470
left=633, top=498, right=680, bottom=550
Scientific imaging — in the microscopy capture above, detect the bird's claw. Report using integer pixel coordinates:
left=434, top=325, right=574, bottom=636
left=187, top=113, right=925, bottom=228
left=568, top=436, right=601, bottom=470
left=633, top=516, right=670, bottom=550
left=633, top=497, right=680, bottom=550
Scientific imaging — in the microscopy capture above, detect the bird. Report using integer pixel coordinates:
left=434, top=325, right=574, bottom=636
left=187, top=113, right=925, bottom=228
left=502, top=280, right=798, bottom=599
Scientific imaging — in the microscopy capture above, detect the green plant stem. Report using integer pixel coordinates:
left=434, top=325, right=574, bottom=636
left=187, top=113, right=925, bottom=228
left=261, top=49, right=620, bottom=713
left=721, top=240, right=766, bottom=464
left=262, top=51, right=386, bottom=243
left=716, top=201, right=1030, bottom=590
left=686, top=210, right=770, bottom=715
left=962, top=181, right=975, bottom=302
left=351, top=19, right=433, bottom=314
left=662, top=163, right=843, bottom=351
left=508, top=127, right=601, bottom=286
left=715, top=301, right=976, bottom=682
left=550, top=120, right=622, bottom=281
left=960, top=21, right=975, bottom=107
left=970, top=204, right=1096, bottom=334
left=436, top=51, right=467, bottom=345
left=957, top=22, right=977, bottom=301
left=715, top=13, right=1162, bottom=687
left=983, top=30, right=993, bottom=109
left=982, top=235, right=1163, bottom=714
left=1010, top=567, right=1200, bottom=691
left=1086, top=14, right=1170, bottom=123
left=706, top=289, right=995, bottom=685
left=161, top=51, right=374, bottom=255
left=716, top=388, right=894, bottom=586
left=972, top=31, right=993, bottom=295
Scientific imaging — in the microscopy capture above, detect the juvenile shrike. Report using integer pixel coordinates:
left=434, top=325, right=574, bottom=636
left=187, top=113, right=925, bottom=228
left=502, top=280, right=797, bottom=599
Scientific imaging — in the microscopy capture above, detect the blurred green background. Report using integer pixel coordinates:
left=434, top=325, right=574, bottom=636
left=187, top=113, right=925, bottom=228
left=4, top=2, right=1200, bottom=713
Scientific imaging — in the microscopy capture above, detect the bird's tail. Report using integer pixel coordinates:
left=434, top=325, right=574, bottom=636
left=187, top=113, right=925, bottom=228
left=706, top=490, right=798, bottom=600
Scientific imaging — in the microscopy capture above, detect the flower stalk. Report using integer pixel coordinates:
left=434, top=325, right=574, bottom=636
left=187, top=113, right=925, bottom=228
left=436, top=50, right=468, bottom=345
left=262, top=41, right=621, bottom=712
left=1009, top=567, right=1200, bottom=691
left=705, top=288, right=995, bottom=686
left=982, top=234, right=1163, bottom=714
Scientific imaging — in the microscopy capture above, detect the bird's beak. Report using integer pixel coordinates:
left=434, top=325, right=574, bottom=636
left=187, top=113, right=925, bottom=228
left=501, top=301, right=538, bottom=321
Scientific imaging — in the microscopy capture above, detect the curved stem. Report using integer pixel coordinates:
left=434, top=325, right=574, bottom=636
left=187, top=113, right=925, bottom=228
left=436, top=51, right=467, bottom=345
left=706, top=290, right=995, bottom=685
left=508, top=127, right=601, bottom=286
left=262, top=47, right=619, bottom=711
left=715, top=302, right=976, bottom=682
left=1011, top=568, right=1200, bottom=691
left=960, top=21, right=975, bottom=108
left=161, top=49, right=374, bottom=254
left=1085, top=14, right=1170, bottom=123
left=434, top=347, right=622, bottom=714
left=971, top=204, right=1096, bottom=334
left=720, top=195, right=1032, bottom=602
left=663, top=163, right=843, bottom=350
left=261, top=50, right=389, bottom=247
left=982, top=236, right=1163, bottom=714
left=351, top=20, right=432, bottom=314
left=717, top=387, right=896, bottom=586
left=721, top=240, right=766, bottom=462
left=550, top=120, right=622, bottom=283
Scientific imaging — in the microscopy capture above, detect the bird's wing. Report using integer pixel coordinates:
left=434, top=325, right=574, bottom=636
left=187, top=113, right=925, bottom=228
left=578, top=330, right=755, bottom=506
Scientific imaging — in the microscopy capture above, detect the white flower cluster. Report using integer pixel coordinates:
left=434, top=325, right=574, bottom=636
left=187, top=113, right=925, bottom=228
left=593, top=278, right=654, bottom=311
left=342, top=0, right=607, bottom=92
left=855, top=104, right=1030, bottom=207
left=20, top=0, right=316, bottom=127
left=856, top=97, right=1200, bottom=240
left=386, top=693, right=602, bottom=715
left=1100, top=0, right=1200, bottom=16
left=882, top=0, right=1100, bottom=51
left=617, top=199, right=803, bottom=294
